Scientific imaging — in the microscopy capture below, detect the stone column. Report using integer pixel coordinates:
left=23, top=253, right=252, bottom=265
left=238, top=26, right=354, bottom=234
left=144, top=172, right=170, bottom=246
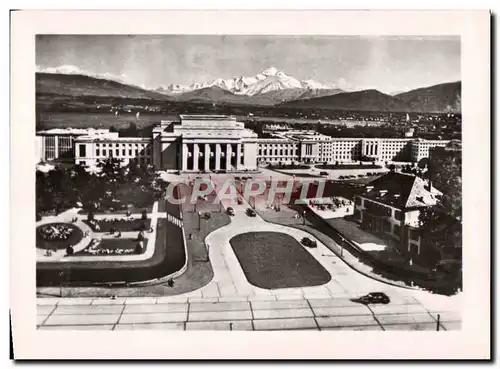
left=182, top=143, right=188, bottom=171
left=204, top=143, right=210, bottom=171
left=226, top=143, right=232, bottom=170
left=54, top=135, right=59, bottom=159
left=215, top=143, right=221, bottom=171
left=236, top=143, right=242, bottom=170
left=193, top=143, right=199, bottom=171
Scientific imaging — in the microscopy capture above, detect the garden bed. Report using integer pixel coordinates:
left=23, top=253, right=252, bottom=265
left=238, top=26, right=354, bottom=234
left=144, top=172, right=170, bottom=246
left=83, top=218, right=151, bottom=233
left=36, top=223, right=83, bottom=250
left=74, top=238, right=144, bottom=256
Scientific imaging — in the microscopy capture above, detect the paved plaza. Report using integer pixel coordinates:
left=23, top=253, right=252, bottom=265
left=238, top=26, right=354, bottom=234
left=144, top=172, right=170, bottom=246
left=36, top=175, right=461, bottom=331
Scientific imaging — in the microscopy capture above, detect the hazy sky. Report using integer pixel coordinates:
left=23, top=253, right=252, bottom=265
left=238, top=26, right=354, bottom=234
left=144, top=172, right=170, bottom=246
left=36, top=35, right=460, bottom=94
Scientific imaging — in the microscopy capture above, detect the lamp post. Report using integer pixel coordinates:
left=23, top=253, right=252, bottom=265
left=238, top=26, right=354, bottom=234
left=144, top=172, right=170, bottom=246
left=58, top=271, right=64, bottom=297
left=198, top=211, right=202, bottom=231
left=340, top=236, right=344, bottom=258
left=302, top=210, right=306, bottom=225
left=205, top=244, right=210, bottom=262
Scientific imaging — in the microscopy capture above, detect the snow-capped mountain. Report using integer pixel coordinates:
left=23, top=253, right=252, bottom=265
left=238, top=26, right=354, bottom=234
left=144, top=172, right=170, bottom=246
left=155, top=67, right=338, bottom=96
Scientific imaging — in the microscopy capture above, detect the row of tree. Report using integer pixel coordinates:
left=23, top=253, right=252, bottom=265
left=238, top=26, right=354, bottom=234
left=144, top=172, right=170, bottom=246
left=36, top=158, right=169, bottom=218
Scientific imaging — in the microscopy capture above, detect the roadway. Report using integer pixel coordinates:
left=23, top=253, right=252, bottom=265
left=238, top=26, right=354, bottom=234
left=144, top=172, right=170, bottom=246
left=37, top=192, right=461, bottom=331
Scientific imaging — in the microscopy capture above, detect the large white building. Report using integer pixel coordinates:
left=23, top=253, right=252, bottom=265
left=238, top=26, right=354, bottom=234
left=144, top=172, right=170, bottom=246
left=37, top=114, right=453, bottom=171
left=36, top=128, right=110, bottom=162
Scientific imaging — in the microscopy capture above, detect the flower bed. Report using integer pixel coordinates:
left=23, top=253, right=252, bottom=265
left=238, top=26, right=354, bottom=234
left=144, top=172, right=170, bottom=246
left=36, top=223, right=83, bottom=250
left=83, top=217, right=151, bottom=233
left=74, top=238, right=145, bottom=256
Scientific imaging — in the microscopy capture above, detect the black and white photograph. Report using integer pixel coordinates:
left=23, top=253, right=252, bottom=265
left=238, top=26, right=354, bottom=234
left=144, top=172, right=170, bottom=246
left=10, top=9, right=490, bottom=360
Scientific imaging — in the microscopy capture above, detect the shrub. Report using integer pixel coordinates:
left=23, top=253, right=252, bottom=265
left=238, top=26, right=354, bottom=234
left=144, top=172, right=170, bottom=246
left=137, top=231, right=145, bottom=241
left=87, top=212, right=95, bottom=222
left=135, top=243, right=143, bottom=255
left=141, top=222, right=148, bottom=231
left=66, top=245, right=74, bottom=256
left=141, top=210, right=148, bottom=220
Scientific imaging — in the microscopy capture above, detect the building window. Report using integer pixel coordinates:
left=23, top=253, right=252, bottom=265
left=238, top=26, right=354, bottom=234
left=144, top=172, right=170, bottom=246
left=409, top=229, right=420, bottom=242
left=103, top=149, right=107, bottom=156
left=96, top=149, right=100, bottom=156
left=394, top=210, right=402, bottom=221
left=129, top=149, right=132, bottom=156
left=115, top=149, right=119, bottom=156
left=364, top=199, right=392, bottom=217
left=78, top=144, right=86, bottom=157
left=122, top=149, right=126, bottom=156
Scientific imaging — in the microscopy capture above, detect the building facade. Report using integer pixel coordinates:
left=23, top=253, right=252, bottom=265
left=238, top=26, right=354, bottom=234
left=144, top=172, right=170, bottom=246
left=36, top=128, right=110, bottom=162
left=353, top=172, right=442, bottom=256
left=151, top=115, right=259, bottom=172
left=74, top=132, right=152, bottom=168
left=42, top=114, right=454, bottom=172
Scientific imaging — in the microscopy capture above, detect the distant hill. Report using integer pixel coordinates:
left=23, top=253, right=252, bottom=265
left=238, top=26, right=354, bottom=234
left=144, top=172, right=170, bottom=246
left=36, top=72, right=170, bottom=101
left=280, top=89, right=409, bottom=112
left=395, top=81, right=461, bottom=113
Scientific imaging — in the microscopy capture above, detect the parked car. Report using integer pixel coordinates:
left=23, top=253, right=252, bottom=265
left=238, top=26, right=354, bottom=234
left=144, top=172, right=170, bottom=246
left=320, top=171, right=328, bottom=176
left=246, top=208, right=256, bottom=217
left=226, top=207, right=235, bottom=216
left=355, top=292, right=390, bottom=305
left=202, top=212, right=211, bottom=220
left=301, top=237, right=317, bottom=248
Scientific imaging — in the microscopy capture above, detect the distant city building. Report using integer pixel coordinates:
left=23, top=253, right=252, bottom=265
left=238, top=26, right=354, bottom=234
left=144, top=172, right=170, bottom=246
left=404, top=128, right=415, bottom=137
left=37, top=115, right=456, bottom=171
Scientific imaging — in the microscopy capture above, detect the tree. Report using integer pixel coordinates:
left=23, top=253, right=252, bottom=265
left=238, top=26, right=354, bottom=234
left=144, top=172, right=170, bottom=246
left=109, top=126, right=119, bottom=133
left=418, top=207, right=462, bottom=260
left=418, top=157, right=429, bottom=170
left=388, top=164, right=396, bottom=172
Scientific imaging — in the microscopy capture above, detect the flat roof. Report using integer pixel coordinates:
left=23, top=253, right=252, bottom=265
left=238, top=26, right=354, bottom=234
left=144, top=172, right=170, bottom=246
left=179, top=114, right=235, bottom=120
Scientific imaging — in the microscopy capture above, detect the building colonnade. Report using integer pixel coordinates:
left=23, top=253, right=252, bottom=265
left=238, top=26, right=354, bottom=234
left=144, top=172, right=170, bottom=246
left=181, top=142, right=243, bottom=171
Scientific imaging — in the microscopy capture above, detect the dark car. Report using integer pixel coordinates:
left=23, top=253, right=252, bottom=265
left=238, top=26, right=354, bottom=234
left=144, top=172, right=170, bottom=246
left=301, top=237, right=317, bottom=248
left=246, top=208, right=256, bottom=217
left=320, top=171, right=328, bottom=176
left=355, top=292, right=390, bottom=305
left=226, top=207, right=235, bottom=216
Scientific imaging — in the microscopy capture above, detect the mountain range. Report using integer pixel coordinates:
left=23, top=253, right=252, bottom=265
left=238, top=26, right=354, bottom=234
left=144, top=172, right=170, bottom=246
left=154, top=66, right=339, bottom=96
left=35, top=65, right=461, bottom=113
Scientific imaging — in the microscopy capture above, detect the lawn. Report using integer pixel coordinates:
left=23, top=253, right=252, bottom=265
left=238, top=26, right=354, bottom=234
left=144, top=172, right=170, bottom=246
left=83, top=218, right=151, bottom=233
left=268, top=163, right=310, bottom=170
left=36, top=223, right=83, bottom=250
left=315, top=163, right=382, bottom=170
left=230, top=231, right=331, bottom=289
left=74, top=238, right=143, bottom=256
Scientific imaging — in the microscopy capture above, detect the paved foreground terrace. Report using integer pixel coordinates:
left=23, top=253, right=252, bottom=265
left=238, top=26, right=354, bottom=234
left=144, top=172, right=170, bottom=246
left=37, top=293, right=460, bottom=331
